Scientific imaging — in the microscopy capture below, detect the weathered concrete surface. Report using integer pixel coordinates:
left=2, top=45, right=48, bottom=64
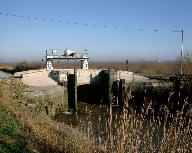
left=14, top=70, right=68, bottom=116
left=14, top=69, right=58, bottom=86
left=21, top=85, right=68, bottom=116
left=22, top=85, right=63, bottom=99
left=51, top=69, right=150, bottom=86
left=50, top=69, right=104, bottom=85
left=14, top=68, right=150, bottom=87
left=13, top=69, right=154, bottom=115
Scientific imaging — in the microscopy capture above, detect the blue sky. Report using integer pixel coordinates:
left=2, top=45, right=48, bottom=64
left=0, top=0, right=192, bottom=61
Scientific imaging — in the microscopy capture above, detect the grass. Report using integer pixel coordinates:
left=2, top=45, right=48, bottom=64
left=0, top=105, right=32, bottom=153
left=0, top=78, right=98, bottom=153
left=54, top=78, right=192, bottom=153
left=0, top=58, right=192, bottom=152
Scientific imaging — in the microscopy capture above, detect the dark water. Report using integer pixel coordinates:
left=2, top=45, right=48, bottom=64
left=0, top=71, right=10, bottom=78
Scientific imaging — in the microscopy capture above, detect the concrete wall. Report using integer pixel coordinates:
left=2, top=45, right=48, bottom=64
left=22, top=85, right=68, bottom=117
left=77, top=69, right=103, bottom=85
left=51, top=69, right=105, bottom=86
left=14, top=69, right=57, bottom=86
left=117, top=71, right=150, bottom=83
left=53, top=69, right=148, bottom=85
left=13, top=69, right=152, bottom=116
left=14, top=68, right=150, bottom=87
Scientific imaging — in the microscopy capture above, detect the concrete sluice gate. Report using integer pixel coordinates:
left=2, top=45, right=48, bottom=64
left=41, top=69, right=130, bottom=104
left=49, top=69, right=148, bottom=86
left=14, top=68, right=150, bottom=87
left=14, top=69, right=158, bottom=115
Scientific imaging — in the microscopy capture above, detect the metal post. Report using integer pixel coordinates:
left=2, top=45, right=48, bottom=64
left=173, top=29, right=184, bottom=75
left=126, top=59, right=129, bottom=71
left=181, top=30, right=183, bottom=75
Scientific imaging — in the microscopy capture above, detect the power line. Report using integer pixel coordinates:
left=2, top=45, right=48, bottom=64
left=0, top=11, right=191, bottom=35
left=0, top=11, right=163, bottom=32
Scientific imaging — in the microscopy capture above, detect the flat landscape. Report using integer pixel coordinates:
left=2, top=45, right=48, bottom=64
left=1, top=0, right=192, bottom=152
left=0, top=60, right=192, bottom=152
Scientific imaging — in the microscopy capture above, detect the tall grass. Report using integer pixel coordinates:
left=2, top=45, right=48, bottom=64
left=58, top=78, right=192, bottom=153
left=0, top=78, right=98, bottom=153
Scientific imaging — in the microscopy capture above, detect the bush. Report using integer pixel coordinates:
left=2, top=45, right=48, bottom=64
left=15, top=61, right=42, bottom=72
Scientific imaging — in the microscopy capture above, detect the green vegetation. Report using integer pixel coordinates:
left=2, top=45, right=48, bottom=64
left=0, top=105, right=31, bottom=153
left=0, top=79, right=97, bottom=153
left=0, top=56, right=192, bottom=152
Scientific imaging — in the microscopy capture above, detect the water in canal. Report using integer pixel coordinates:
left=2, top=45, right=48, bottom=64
left=0, top=71, right=11, bottom=78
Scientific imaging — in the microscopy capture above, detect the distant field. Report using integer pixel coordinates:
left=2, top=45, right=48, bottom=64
left=55, top=61, right=179, bottom=76
left=0, top=61, right=42, bottom=73
left=0, top=60, right=191, bottom=76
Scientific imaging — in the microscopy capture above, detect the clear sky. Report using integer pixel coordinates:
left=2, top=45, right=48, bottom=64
left=0, top=0, right=192, bottom=61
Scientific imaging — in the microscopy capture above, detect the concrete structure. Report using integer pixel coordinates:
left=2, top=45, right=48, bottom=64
left=51, top=69, right=105, bottom=85
left=14, top=69, right=154, bottom=113
left=51, top=69, right=150, bottom=86
left=45, top=49, right=89, bottom=70
left=14, top=69, right=150, bottom=87
left=14, top=69, right=58, bottom=86
left=21, top=85, right=68, bottom=116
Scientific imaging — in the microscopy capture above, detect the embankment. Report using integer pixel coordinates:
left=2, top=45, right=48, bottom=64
left=0, top=78, right=99, bottom=153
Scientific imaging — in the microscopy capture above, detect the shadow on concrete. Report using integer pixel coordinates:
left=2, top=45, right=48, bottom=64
left=77, top=70, right=109, bottom=105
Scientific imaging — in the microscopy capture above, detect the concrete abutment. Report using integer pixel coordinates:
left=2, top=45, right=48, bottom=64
left=15, top=68, right=158, bottom=115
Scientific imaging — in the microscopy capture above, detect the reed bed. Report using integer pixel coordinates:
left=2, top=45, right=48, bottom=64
left=0, top=76, right=191, bottom=152
left=56, top=78, right=192, bottom=153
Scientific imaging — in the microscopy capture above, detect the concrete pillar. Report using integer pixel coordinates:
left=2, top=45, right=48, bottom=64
left=107, top=69, right=112, bottom=150
left=80, top=59, right=88, bottom=69
left=46, top=60, right=53, bottom=69
left=63, top=81, right=68, bottom=110
left=108, top=69, right=117, bottom=105
left=67, top=69, right=77, bottom=110
left=118, top=79, right=126, bottom=110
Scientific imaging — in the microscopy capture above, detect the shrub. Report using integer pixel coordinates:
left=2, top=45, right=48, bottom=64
left=15, top=61, right=42, bottom=72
